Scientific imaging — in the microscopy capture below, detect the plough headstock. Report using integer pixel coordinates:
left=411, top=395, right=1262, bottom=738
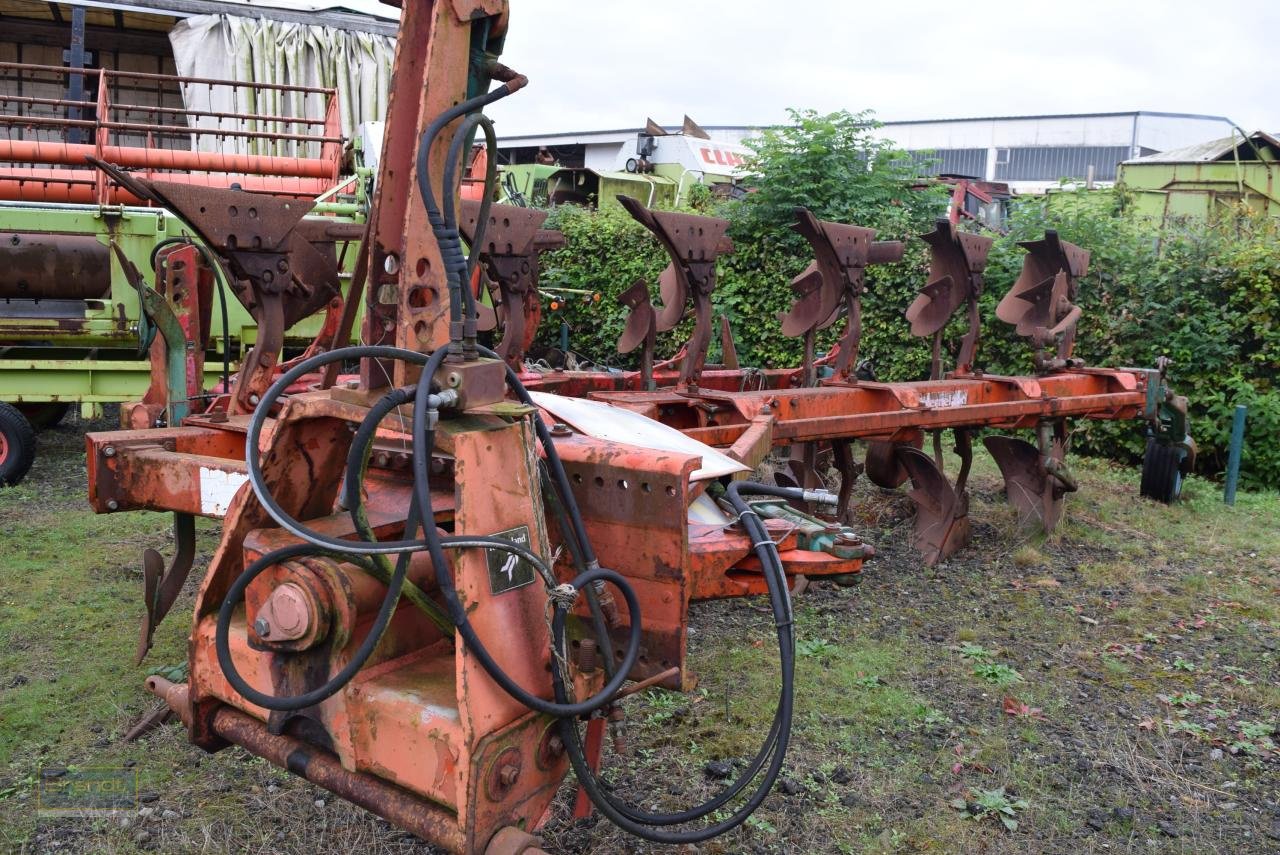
left=616, top=195, right=732, bottom=389
left=457, top=200, right=565, bottom=370
left=997, top=229, right=1090, bottom=372
left=906, top=217, right=993, bottom=376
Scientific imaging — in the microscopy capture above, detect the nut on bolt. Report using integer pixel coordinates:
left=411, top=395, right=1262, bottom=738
left=103, top=446, right=117, bottom=458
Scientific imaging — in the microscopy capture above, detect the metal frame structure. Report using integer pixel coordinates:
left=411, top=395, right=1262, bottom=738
left=69, top=3, right=1191, bottom=853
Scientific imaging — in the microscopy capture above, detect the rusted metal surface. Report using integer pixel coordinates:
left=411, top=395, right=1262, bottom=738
left=0, top=62, right=341, bottom=205
left=984, top=421, right=1076, bottom=533
left=484, top=827, right=548, bottom=855
left=0, top=233, right=110, bottom=300
left=616, top=278, right=657, bottom=388
left=997, top=230, right=1089, bottom=373
left=787, top=208, right=904, bottom=383
left=617, top=196, right=732, bottom=390
left=210, top=701, right=469, bottom=853
left=103, top=172, right=339, bottom=414
left=136, top=512, right=197, bottom=664
left=359, top=0, right=500, bottom=388
left=907, top=218, right=992, bottom=376
left=122, top=243, right=215, bottom=430
left=75, top=0, right=1188, bottom=847
left=458, top=200, right=564, bottom=370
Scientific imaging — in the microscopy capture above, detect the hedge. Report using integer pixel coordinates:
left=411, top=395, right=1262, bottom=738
left=532, top=111, right=1280, bottom=490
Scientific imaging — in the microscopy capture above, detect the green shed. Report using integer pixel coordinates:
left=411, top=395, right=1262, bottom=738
left=1117, top=130, right=1279, bottom=222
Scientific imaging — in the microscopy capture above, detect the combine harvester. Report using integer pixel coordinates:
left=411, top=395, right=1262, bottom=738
left=0, top=0, right=389, bottom=485
left=498, top=115, right=749, bottom=209
left=74, top=1, right=1192, bottom=852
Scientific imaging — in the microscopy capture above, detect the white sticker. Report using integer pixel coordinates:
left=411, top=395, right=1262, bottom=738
left=199, top=467, right=249, bottom=517
left=919, top=390, right=969, bottom=409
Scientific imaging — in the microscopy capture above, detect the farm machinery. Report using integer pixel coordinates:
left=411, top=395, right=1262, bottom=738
left=498, top=115, right=750, bottom=210
left=0, top=61, right=369, bottom=485
left=74, top=1, right=1191, bottom=853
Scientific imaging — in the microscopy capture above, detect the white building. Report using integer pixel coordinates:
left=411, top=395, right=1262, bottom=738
left=497, top=111, right=1237, bottom=195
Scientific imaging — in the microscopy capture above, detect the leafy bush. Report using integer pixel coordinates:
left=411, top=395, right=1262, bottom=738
left=530, top=110, right=1280, bottom=489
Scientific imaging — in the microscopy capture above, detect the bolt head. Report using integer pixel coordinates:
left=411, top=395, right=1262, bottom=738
left=248, top=395, right=260, bottom=406
left=253, top=617, right=271, bottom=638
left=497, top=764, right=519, bottom=787
left=103, top=446, right=117, bottom=457
left=106, top=499, right=119, bottom=511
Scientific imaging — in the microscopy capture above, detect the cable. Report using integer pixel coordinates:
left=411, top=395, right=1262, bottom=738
left=550, top=480, right=802, bottom=842
left=228, top=343, right=642, bottom=718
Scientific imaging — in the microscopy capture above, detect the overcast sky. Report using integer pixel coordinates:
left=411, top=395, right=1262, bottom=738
left=484, top=0, right=1277, bottom=139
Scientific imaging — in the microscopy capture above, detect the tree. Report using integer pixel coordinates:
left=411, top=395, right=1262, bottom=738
left=729, top=108, right=945, bottom=250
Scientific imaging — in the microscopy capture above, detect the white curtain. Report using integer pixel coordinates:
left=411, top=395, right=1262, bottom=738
left=168, top=14, right=394, bottom=158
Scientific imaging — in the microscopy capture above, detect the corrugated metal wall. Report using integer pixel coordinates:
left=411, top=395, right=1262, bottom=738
left=994, top=146, right=1132, bottom=181
left=909, top=147, right=987, bottom=177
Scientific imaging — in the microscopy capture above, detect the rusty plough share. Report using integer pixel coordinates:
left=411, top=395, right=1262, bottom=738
left=76, top=3, right=1189, bottom=853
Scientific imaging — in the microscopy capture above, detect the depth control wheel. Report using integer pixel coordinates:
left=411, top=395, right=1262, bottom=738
left=1139, top=437, right=1184, bottom=504
left=0, top=402, right=37, bottom=487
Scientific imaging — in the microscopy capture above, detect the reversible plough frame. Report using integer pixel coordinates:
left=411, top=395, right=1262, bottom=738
left=75, top=2, right=1191, bottom=854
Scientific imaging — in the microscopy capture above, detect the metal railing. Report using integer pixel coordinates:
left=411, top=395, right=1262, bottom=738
left=0, top=62, right=343, bottom=204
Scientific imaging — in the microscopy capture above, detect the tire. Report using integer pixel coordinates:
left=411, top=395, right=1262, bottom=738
left=0, top=402, right=37, bottom=487
left=16, top=402, right=70, bottom=431
left=1140, top=437, right=1184, bottom=504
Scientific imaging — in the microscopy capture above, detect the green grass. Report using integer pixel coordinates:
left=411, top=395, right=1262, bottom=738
left=3, top=426, right=1279, bottom=854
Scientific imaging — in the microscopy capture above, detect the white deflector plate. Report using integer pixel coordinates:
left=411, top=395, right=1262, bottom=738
left=528, top=391, right=748, bottom=482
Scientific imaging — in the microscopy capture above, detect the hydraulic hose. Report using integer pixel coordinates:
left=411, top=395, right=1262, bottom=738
left=230, top=342, right=643, bottom=717
left=215, top=69, right=803, bottom=844
left=549, top=481, right=804, bottom=842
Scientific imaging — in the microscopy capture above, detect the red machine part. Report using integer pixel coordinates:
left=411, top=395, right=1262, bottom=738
left=75, top=4, right=1179, bottom=853
left=0, top=61, right=342, bottom=205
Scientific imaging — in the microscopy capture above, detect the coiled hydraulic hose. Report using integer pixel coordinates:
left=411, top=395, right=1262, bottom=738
left=222, top=342, right=642, bottom=717
left=213, top=72, right=807, bottom=845
left=550, top=481, right=806, bottom=843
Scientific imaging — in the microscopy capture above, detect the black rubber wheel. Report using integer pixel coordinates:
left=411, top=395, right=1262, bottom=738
left=16, top=402, right=70, bottom=431
left=0, top=401, right=37, bottom=487
left=1140, top=437, right=1184, bottom=504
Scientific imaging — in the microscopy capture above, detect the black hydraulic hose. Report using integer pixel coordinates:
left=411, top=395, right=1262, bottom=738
left=415, top=82, right=521, bottom=356
left=214, top=514, right=420, bottom=711
left=223, top=68, right=804, bottom=843
left=340, top=383, right=454, bottom=635
left=550, top=480, right=804, bottom=842
left=442, top=111, right=499, bottom=285
left=341, top=383, right=417, bottom=514
left=409, top=345, right=643, bottom=717
left=234, top=342, right=643, bottom=717
left=539, top=462, right=617, bottom=681
left=440, top=111, right=500, bottom=355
